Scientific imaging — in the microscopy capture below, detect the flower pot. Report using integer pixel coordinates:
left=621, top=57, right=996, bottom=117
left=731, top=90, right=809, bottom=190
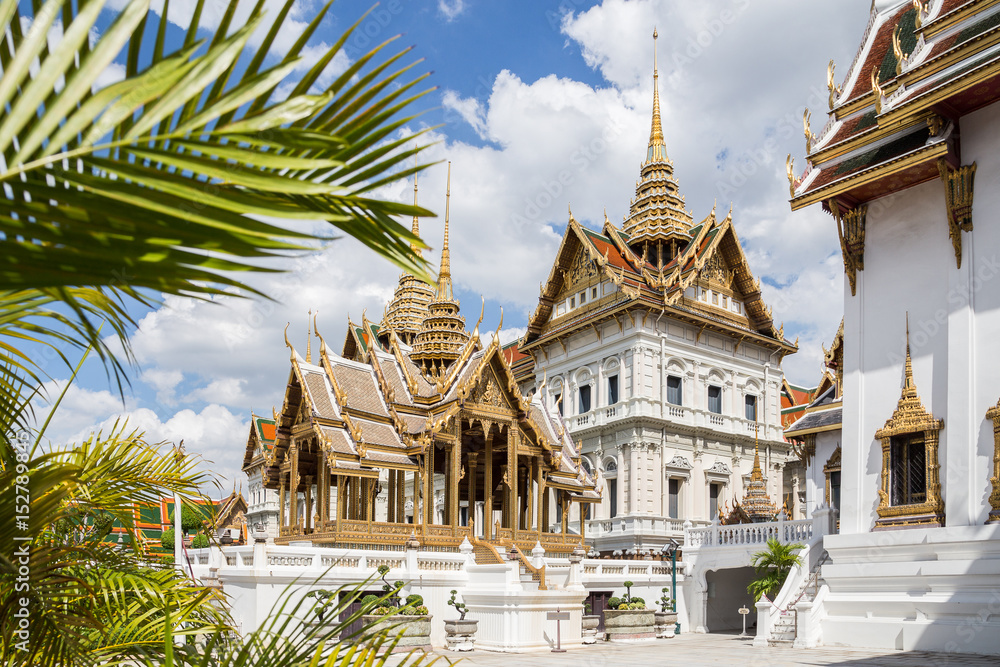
left=603, top=608, right=655, bottom=642
left=654, top=611, right=678, bottom=638
left=361, top=614, right=432, bottom=652
left=444, top=618, right=478, bottom=651
left=581, top=614, right=601, bottom=644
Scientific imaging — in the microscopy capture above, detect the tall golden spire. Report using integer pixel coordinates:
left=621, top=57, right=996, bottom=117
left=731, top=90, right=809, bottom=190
left=306, top=309, right=312, bottom=363
left=437, top=161, right=453, bottom=301
left=411, top=156, right=422, bottom=258
left=621, top=28, right=692, bottom=254
left=648, top=28, right=666, bottom=162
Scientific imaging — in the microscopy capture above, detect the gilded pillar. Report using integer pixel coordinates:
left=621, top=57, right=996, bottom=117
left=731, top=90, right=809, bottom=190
left=278, top=476, right=287, bottom=529
left=303, top=475, right=313, bottom=531
left=561, top=492, right=569, bottom=534
left=987, top=400, right=1000, bottom=523
left=508, top=429, right=519, bottom=531
left=317, top=449, right=327, bottom=527
left=387, top=470, right=396, bottom=524
left=468, top=452, right=478, bottom=531
left=525, top=458, right=534, bottom=531
left=335, top=475, right=344, bottom=532
left=425, top=446, right=435, bottom=525
left=536, top=461, right=544, bottom=535
left=397, top=470, right=405, bottom=524
left=484, top=431, right=493, bottom=541
left=289, top=443, right=299, bottom=529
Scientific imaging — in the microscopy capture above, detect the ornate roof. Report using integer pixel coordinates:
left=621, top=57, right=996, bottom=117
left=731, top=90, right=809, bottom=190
left=622, top=30, right=694, bottom=252
left=741, top=443, right=778, bottom=523
left=381, top=172, right=435, bottom=346
left=242, top=412, right=277, bottom=470
left=790, top=0, right=1000, bottom=216
left=411, top=162, right=471, bottom=377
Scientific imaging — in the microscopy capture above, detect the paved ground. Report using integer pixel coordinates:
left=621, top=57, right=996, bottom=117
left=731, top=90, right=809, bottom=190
left=416, top=632, right=998, bottom=666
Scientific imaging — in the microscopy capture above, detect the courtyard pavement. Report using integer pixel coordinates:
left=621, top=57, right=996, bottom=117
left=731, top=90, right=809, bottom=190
left=418, top=632, right=998, bottom=666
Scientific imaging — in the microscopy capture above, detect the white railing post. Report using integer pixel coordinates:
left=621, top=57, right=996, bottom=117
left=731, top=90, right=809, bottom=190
left=683, top=519, right=693, bottom=548
left=812, top=505, right=833, bottom=539
left=710, top=520, right=720, bottom=547
left=753, top=599, right=771, bottom=647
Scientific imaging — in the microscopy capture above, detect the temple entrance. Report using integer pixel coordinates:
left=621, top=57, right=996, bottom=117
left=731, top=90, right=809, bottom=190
left=704, top=567, right=756, bottom=632
left=585, top=590, right=614, bottom=632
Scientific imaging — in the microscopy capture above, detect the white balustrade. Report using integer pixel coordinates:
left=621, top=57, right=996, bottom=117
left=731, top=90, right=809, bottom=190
left=683, top=517, right=813, bottom=550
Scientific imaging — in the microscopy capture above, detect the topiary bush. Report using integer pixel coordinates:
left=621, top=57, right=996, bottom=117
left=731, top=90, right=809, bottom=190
left=607, top=596, right=621, bottom=610
left=361, top=594, right=379, bottom=610
left=190, top=533, right=209, bottom=549
left=405, top=593, right=423, bottom=607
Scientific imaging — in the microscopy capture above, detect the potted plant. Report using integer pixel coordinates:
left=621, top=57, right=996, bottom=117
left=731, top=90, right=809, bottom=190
left=581, top=601, right=600, bottom=644
left=654, top=587, right=678, bottom=639
left=444, top=589, right=477, bottom=651
left=602, top=581, right=655, bottom=642
left=360, top=566, right=432, bottom=652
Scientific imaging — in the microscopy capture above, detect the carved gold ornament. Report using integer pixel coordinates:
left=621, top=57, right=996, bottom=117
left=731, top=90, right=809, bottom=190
left=827, top=59, right=841, bottom=110
left=873, top=322, right=944, bottom=530
left=786, top=155, right=796, bottom=198
left=986, top=398, right=1000, bottom=523
left=829, top=200, right=867, bottom=297
left=937, top=158, right=977, bottom=269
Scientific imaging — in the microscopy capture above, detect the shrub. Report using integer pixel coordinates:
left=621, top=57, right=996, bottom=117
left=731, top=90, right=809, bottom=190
left=632, top=596, right=644, bottom=606
left=447, top=589, right=468, bottom=620
left=371, top=606, right=394, bottom=616
left=190, top=534, right=209, bottom=549
left=414, top=605, right=429, bottom=615
left=360, top=594, right=379, bottom=609
left=405, top=594, right=424, bottom=607
left=607, top=597, right=621, bottom=610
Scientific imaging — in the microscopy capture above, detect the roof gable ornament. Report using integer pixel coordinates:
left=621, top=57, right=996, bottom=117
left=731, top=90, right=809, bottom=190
left=936, top=158, right=977, bottom=269
left=827, top=59, right=842, bottom=110
left=829, top=199, right=867, bottom=296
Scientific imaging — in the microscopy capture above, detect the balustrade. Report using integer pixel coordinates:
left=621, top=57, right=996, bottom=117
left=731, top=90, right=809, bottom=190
left=683, top=518, right=814, bottom=550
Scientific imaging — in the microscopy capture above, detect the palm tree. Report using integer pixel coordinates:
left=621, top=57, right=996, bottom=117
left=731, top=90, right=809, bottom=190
left=0, top=0, right=444, bottom=664
left=746, top=538, right=804, bottom=602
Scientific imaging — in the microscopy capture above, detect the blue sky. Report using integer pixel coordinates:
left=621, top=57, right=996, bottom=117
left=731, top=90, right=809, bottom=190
left=36, top=0, right=873, bottom=493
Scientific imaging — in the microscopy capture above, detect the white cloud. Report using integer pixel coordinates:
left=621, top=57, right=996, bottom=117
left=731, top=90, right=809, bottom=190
left=438, top=0, right=467, bottom=21
left=442, top=90, right=487, bottom=138
left=73, top=404, right=250, bottom=493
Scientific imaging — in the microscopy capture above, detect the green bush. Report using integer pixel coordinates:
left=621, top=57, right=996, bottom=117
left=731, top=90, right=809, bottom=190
left=190, top=534, right=209, bottom=549
left=607, top=597, right=621, bottom=609
left=371, top=606, right=394, bottom=616
left=160, top=528, right=175, bottom=550
left=632, top=596, right=644, bottom=606
left=360, top=594, right=379, bottom=609
left=405, top=594, right=423, bottom=607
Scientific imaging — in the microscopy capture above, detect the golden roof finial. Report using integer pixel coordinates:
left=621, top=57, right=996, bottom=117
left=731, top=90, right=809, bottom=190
left=411, top=154, right=422, bottom=258
left=438, top=161, right=453, bottom=301
left=306, top=309, right=312, bottom=363
left=647, top=28, right=666, bottom=162
left=903, top=312, right=916, bottom=397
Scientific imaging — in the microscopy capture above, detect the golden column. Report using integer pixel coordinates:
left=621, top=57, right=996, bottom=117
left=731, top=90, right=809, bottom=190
left=289, top=443, right=299, bottom=530
left=484, top=431, right=494, bottom=540
left=507, top=428, right=519, bottom=531
left=987, top=399, right=1000, bottom=523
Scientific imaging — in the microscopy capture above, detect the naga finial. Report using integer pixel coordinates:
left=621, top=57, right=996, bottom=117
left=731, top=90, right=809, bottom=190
left=803, top=109, right=818, bottom=154
left=827, top=59, right=841, bottom=110
left=786, top=155, right=796, bottom=198
left=870, top=66, right=884, bottom=114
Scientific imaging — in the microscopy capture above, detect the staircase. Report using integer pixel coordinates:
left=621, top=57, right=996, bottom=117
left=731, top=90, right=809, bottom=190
left=769, top=551, right=829, bottom=646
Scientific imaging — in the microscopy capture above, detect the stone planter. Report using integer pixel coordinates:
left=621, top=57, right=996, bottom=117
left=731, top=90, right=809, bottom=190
left=603, top=608, right=655, bottom=642
left=360, top=614, right=432, bottom=652
left=581, top=615, right=601, bottom=644
left=655, top=611, right=678, bottom=638
left=444, top=618, right=478, bottom=651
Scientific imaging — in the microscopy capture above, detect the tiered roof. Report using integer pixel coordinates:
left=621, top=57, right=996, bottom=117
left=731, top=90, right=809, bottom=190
left=785, top=320, right=844, bottom=439
left=791, top=0, right=1000, bottom=210
left=741, top=444, right=779, bottom=523
left=518, top=33, right=795, bottom=361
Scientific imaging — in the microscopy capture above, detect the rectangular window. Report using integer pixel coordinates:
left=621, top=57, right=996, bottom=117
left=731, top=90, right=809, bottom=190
left=734, top=302, right=742, bottom=314
left=745, top=395, right=758, bottom=422
left=570, top=296, right=576, bottom=308
left=722, top=295, right=729, bottom=308
left=609, top=479, right=618, bottom=518
left=712, top=292, right=718, bottom=305
left=554, top=394, right=563, bottom=416
left=459, top=506, right=469, bottom=527
left=667, top=375, right=682, bottom=406
left=890, top=434, right=927, bottom=506
left=579, top=291, right=587, bottom=305
left=830, top=471, right=841, bottom=511
left=668, top=478, right=680, bottom=519
left=592, top=287, right=598, bottom=299
left=708, top=386, right=722, bottom=414
left=579, top=385, right=592, bottom=414
left=709, top=483, right=721, bottom=519
left=607, top=375, right=619, bottom=405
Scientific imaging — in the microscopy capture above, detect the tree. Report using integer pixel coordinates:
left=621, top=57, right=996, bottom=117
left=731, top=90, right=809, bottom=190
left=168, top=503, right=209, bottom=534
left=0, top=0, right=442, bottom=664
left=746, top=537, right=804, bottom=602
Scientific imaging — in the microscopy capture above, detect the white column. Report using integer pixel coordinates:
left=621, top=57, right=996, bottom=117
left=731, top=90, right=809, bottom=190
left=617, top=446, right=626, bottom=515
left=946, top=230, right=977, bottom=527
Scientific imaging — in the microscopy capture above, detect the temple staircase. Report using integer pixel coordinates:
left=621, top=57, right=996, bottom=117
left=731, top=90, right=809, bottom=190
left=768, top=550, right=829, bottom=646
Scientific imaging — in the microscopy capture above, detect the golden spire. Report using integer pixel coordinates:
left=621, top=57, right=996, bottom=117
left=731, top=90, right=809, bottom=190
left=306, top=309, right=312, bottom=363
left=647, top=28, right=666, bottom=163
left=411, top=155, right=422, bottom=258
left=438, top=161, right=453, bottom=301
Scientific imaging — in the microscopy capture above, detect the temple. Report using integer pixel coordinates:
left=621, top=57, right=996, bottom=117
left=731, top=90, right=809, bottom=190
left=245, top=164, right=599, bottom=554
left=509, top=30, right=799, bottom=555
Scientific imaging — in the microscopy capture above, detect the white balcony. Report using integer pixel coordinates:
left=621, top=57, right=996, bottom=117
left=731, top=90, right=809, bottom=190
left=564, top=397, right=779, bottom=440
